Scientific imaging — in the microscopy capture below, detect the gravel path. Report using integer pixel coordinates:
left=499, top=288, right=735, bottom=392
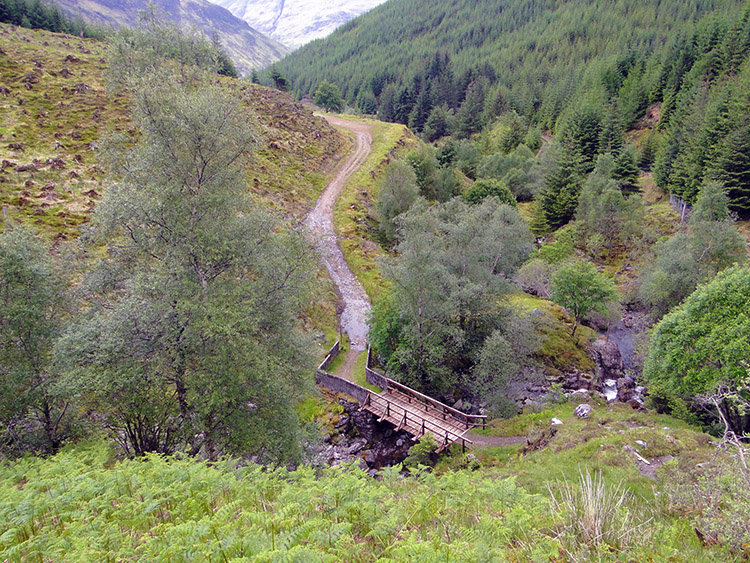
left=305, top=116, right=374, bottom=352
left=468, top=434, right=526, bottom=448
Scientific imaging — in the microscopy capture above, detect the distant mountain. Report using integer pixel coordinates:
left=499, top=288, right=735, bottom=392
left=210, top=0, right=387, bottom=48
left=54, top=0, right=289, bottom=74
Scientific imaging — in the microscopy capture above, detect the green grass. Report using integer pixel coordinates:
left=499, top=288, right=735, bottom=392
left=0, top=412, right=731, bottom=562
left=467, top=399, right=716, bottom=500
left=0, top=24, right=346, bottom=341
left=331, top=117, right=416, bottom=302
left=0, top=24, right=344, bottom=238
left=512, top=292, right=598, bottom=374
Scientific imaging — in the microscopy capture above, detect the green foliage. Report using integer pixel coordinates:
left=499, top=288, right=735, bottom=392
left=538, top=144, right=585, bottom=229
left=464, top=178, right=516, bottom=206
left=662, top=458, right=750, bottom=555
left=644, top=265, right=750, bottom=433
left=211, top=32, right=239, bottom=78
left=269, top=64, right=290, bottom=91
left=314, top=80, right=344, bottom=113
left=0, top=443, right=557, bottom=561
left=473, top=318, right=540, bottom=418
left=404, top=434, right=438, bottom=469
left=576, top=153, right=645, bottom=251
left=537, top=229, right=576, bottom=264
left=55, top=66, right=315, bottom=460
left=477, top=143, right=538, bottom=201
left=105, top=10, right=230, bottom=89
left=0, top=0, right=104, bottom=38
left=549, top=470, right=653, bottom=559
left=371, top=198, right=534, bottom=395
left=652, top=9, right=750, bottom=214
left=638, top=129, right=662, bottom=171
left=423, top=104, right=453, bottom=141
left=405, top=142, right=457, bottom=201
left=638, top=183, right=747, bottom=317
left=485, top=112, right=528, bottom=154
left=550, top=261, right=619, bottom=336
left=0, top=226, right=70, bottom=455
left=375, top=160, right=420, bottom=245
left=278, top=0, right=743, bottom=136
left=558, top=102, right=603, bottom=172
left=455, top=78, right=486, bottom=137
left=611, top=147, right=641, bottom=194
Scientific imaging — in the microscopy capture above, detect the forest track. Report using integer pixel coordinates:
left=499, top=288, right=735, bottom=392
left=306, top=115, right=374, bottom=355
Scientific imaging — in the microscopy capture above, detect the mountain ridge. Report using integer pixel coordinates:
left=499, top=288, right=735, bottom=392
left=209, top=0, right=387, bottom=48
left=54, top=0, right=289, bottom=73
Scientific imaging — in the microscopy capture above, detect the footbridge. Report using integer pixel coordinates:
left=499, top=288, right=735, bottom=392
left=316, top=344, right=486, bottom=452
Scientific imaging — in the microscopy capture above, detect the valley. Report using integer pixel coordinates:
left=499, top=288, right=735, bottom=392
left=0, top=2, right=749, bottom=561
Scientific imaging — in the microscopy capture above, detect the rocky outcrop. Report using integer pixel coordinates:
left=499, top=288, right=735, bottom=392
left=310, top=398, right=412, bottom=472
left=590, top=338, right=625, bottom=381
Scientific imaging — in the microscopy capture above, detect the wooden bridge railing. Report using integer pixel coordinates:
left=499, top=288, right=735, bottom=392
left=361, top=393, right=473, bottom=452
left=366, top=346, right=486, bottom=430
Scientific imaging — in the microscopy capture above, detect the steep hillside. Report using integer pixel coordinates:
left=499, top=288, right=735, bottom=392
left=278, top=0, right=745, bottom=124
left=0, top=23, right=343, bottom=240
left=54, top=0, right=289, bottom=73
left=211, top=0, right=386, bottom=48
left=0, top=401, right=743, bottom=561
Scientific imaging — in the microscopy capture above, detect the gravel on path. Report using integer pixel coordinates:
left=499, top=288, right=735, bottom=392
left=305, top=116, right=375, bottom=353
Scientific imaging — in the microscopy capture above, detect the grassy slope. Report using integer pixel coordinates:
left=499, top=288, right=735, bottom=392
left=0, top=23, right=344, bottom=240
left=0, top=23, right=346, bottom=343
left=0, top=407, right=738, bottom=561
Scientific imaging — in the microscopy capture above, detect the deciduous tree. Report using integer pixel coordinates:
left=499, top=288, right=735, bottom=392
left=550, top=261, right=618, bottom=337
left=57, top=76, right=314, bottom=461
left=644, top=265, right=750, bottom=435
left=0, top=227, right=70, bottom=455
left=314, top=80, right=344, bottom=113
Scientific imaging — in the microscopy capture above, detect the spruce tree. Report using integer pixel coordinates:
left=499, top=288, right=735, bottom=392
left=712, top=121, right=750, bottom=215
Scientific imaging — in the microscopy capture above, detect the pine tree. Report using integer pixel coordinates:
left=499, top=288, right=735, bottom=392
left=712, top=120, right=750, bottom=215
left=456, top=79, right=485, bottom=138
left=538, top=145, right=584, bottom=229
left=612, top=148, right=640, bottom=194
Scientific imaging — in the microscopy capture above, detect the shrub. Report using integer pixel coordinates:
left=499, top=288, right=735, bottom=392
left=662, top=459, right=750, bottom=555
left=404, top=434, right=438, bottom=469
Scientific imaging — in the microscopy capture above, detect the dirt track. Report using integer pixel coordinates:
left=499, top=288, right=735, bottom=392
left=305, top=116, right=374, bottom=352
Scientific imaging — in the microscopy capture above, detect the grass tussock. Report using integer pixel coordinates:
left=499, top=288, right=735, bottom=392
left=549, top=469, right=653, bottom=558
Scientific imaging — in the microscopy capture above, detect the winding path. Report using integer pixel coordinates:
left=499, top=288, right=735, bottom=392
left=305, top=116, right=374, bottom=352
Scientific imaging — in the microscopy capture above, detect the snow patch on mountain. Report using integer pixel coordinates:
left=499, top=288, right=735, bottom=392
left=211, top=0, right=387, bottom=48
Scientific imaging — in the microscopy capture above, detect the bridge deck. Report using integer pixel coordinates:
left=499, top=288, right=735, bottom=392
left=361, top=389, right=475, bottom=452
left=316, top=342, right=487, bottom=452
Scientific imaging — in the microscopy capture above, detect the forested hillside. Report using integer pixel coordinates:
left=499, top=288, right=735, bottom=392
left=278, top=0, right=750, bottom=212
left=276, top=0, right=750, bottom=448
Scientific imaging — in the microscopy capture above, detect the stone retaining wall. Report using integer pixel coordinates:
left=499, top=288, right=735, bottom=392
left=315, top=370, right=369, bottom=403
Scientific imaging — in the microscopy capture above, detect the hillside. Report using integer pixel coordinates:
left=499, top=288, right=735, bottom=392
left=1, top=7, right=750, bottom=563
left=0, top=399, right=744, bottom=561
left=53, top=0, right=289, bottom=74
left=278, top=0, right=745, bottom=123
left=211, top=0, right=387, bottom=48
left=0, top=23, right=343, bottom=240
